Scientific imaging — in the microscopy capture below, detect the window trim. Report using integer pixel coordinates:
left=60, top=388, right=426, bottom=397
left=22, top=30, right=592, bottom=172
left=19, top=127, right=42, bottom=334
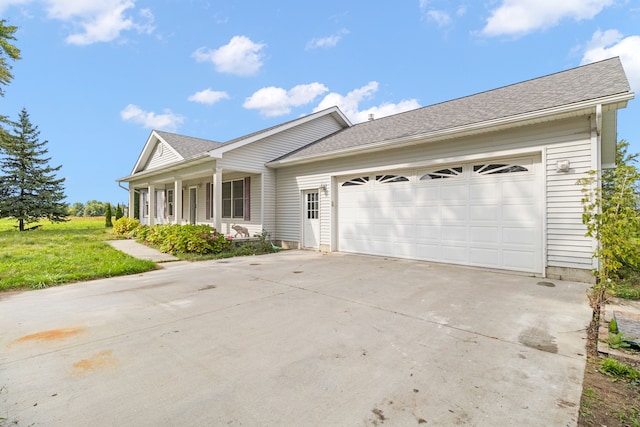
left=222, top=178, right=245, bottom=219
left=166, top=189, right=174, bottom=217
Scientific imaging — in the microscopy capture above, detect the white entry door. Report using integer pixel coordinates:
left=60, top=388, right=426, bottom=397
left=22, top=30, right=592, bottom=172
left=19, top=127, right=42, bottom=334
left=302, top=190, right=320, bottom=248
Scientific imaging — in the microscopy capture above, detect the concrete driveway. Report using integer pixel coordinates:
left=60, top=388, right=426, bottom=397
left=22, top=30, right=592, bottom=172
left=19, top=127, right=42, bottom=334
left=1, top=251, right=591, bottom=426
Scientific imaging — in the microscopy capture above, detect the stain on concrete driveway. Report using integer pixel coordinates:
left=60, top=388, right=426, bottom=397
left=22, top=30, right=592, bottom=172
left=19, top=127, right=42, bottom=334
left=0, top=251, right=591, bottom=426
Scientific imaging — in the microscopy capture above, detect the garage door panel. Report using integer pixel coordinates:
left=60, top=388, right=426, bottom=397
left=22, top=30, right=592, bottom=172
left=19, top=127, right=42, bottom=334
left=503, top=250, right=537, bottom=270
left=441, top=205, right=467, bottom=222
left=441, top=225, right=467, bottom=242
left=415, top=186, right=440, bottom=202
left=416, top=224, right=440, bottom=240
left=470, top=204, right=499, bottom=221
left=415, top=206, right=441, bottom=221
left=442, top=245, right=467, bottom=262
left=440, top=185, right=468, bottom=201
left=470, top=227, right=500, bottom=244
left=503, top=204, right=537, bottom=222
left=470, top=247, right=500, bottom=266
left=416, top=244, right=441, bottom=260
left=470, top=183, right=499, bottom=201
left=503, top=180, right=537, bottom=198
left=338, top=157, right=542, bottom=273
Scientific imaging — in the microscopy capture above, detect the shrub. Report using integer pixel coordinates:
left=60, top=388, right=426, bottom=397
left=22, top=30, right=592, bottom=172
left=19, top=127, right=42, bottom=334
left=137, top=224, right=232, bottom=255
left=112, top=217, right=141, bottom=236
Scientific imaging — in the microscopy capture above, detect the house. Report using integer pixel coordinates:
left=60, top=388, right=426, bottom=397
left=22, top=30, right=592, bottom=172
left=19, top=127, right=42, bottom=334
left=118, top=57, right=634, bottom=282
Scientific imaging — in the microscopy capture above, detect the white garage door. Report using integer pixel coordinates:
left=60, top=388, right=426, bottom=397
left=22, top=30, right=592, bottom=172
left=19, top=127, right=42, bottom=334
left=337, top=157, right=542, bottom=273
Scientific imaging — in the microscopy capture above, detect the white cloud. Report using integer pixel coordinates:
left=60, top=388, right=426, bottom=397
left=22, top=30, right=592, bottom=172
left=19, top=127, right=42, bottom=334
left=193, top=36, right=266, bottom=76
left=426, top=10, right=451, bottom=27
left=120, top=104, right=184, bottom=132
left=3, top=0, right=155, bottom=45
left=481, top=0, right=614, bottom=37
left=243, top=82, right=328, bottom=117
left=306, top=29, right=349, bottom=50
left=581, top=30, right=640, bottom=92
left=313, top=81, right=420, bottom=123
left=187, top=88, right=230, bottom=105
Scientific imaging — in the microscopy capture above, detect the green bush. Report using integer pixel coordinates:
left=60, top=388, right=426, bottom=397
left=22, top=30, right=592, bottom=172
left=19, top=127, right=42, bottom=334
left=112, top=217, right=141, bottom=236
left=137, top=224, right=232, bottom=255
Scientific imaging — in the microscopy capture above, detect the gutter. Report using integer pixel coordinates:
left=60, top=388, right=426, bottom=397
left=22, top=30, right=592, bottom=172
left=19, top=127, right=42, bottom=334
left=117, top=153, right=211, bottom=182
left=267, top=92, right=634, bottom=168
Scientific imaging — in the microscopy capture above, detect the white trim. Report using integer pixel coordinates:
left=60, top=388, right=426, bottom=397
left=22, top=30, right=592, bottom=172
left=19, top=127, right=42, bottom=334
left=327, top=146, right=545, bottom=180
left=130, top=130, right=184, bottom=175
left=541, top=146, right=548, bottom=277
left=188, top=186, right=198, bottom=224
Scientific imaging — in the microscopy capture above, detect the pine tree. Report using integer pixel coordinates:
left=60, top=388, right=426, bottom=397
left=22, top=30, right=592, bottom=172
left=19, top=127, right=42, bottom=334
left=105, top=202, right=113, bottom=227
left=0, top=108, right=68, bottom=230
left=115, top=203, right=123, bottom=220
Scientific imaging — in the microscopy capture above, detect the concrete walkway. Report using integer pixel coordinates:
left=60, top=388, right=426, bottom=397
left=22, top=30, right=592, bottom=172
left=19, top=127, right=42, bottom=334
left=107, top=239, right=179, bottom=262
left=0, top=251, right=592, bottom=426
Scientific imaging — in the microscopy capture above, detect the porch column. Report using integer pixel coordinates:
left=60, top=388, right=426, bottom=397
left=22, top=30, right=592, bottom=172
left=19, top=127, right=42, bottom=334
left=128, top=186, right=135, bottom=218
left=174, top=178, right=183, bottom=225
left=212, top=168, right=222, bottom=232
left=148, top=184, right=155, bottom=226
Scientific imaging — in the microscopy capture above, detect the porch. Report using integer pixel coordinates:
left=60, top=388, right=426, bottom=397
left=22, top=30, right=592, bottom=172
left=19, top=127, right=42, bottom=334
left=128, top=167, right=265, bottom=238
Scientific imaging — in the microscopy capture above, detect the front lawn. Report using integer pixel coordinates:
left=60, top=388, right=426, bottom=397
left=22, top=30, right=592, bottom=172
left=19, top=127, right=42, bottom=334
left=0, top=217, right=157, bottom=290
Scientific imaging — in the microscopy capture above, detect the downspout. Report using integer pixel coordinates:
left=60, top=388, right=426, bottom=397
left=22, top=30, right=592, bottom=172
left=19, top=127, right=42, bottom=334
left=118, top=181, right=137, bottom=193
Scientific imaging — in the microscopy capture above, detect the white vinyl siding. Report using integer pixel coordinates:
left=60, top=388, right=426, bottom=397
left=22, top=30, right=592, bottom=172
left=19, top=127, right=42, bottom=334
left=546, top=139, right=593, bottom=270
left=275, top=116, right=595, bottom=275
left=219, top=114, right=344, bottom=236
left=144, top=142, right=180, bottom=171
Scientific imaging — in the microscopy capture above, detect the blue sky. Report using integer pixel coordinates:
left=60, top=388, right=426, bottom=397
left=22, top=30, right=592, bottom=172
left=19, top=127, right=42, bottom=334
left=1, top=0, right=639, bottom=206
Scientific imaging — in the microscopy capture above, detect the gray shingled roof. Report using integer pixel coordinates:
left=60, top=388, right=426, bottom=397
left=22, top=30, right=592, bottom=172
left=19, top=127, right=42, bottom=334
left=155, top=130, right=221, bottom=159
left=277, top=57, right=631, bottom=162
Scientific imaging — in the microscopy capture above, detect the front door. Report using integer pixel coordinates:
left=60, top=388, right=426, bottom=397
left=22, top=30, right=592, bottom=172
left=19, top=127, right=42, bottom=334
left=189, top=187, right=197, bottom=224
left=302, top=190, right=320, bottom=249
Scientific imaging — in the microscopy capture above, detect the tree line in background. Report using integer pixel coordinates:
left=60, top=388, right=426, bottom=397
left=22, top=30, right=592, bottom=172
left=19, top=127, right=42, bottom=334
left=68, top=201, right=125, bottom=219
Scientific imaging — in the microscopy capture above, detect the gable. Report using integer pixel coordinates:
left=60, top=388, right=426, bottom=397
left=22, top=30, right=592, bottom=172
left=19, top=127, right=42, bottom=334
left=143, top=139, right=181, bottom=171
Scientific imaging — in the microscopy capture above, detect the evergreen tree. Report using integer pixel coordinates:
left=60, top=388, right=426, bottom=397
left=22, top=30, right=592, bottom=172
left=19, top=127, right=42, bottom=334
left=0, top=108, right=68, bottom=230
left=0, top=19, right=21, bottom=98
left=105, top=202, right=113, bottom=227
left=115, top=203, right=123, bottom=220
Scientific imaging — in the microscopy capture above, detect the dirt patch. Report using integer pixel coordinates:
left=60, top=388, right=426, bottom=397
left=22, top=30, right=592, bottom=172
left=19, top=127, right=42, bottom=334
left=12, top=327, right=84, bottom=345
left=578, top=310, right=640, bottom=426
left=71, top=350, right=117, bottom=376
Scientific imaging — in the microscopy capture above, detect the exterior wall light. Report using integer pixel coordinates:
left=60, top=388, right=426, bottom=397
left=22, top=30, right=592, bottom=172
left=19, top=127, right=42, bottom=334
left=556, top=159, right=570, bottom=172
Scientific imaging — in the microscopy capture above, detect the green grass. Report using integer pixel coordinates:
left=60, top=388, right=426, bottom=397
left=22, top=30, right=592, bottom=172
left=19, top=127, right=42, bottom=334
left=0, top=217, right=157, bottom=291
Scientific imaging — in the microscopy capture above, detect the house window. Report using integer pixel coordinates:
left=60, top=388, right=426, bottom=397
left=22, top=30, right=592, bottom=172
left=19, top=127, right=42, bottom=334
left=376, top=174, right=409, bottom=183
left=222, top=179, right=244, bottom=218
left=341, top=176, right=369, bottom=186
left=142, top=191, right=149, bottom=217
left=473, top=164, right=529, bottom=175
left=167, top=189, right=174, bottom=216
left=306, top=192, right=319, bottom=219
left=420, top=166, right=463, bottom=180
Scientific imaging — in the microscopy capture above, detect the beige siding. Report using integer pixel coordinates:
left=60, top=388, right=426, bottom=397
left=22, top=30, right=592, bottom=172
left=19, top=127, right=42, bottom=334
left=546, top=138, right=593, bottom=270
left=144, top=142, right=181, bottom=171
